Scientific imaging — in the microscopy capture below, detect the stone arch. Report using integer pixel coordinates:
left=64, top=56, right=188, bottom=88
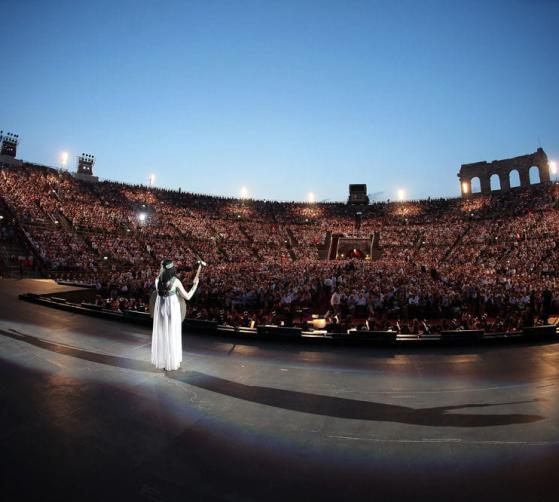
left=509, top=169, right=521, bottom=188
left=490, top=174, right=501, bottom=191
left=470, top=177, right=481, bottom=193
left=529, top=166, right=540, bottom=184
left=458, top=148, right=550, bottom=196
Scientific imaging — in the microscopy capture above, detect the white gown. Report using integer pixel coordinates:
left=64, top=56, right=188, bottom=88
left=151, top=277, right=185, bottom=371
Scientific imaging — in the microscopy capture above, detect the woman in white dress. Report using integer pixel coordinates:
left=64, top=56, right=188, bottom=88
left=151, top=259, right=201, bottom=371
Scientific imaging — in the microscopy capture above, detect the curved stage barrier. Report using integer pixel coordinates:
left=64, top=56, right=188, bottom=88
left=19, top=290, right=559, bottom=346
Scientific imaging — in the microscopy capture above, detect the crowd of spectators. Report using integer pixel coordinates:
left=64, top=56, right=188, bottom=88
left=1, top=162, right=558, bottom=333
left=0, top=213, right=34, bottom=275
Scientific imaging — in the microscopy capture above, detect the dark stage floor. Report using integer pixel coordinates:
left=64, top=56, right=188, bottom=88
left=1, top=279, right=559, bottom=501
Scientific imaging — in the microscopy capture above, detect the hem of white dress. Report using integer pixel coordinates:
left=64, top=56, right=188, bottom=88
left=152, top=362, right=181, bottom=371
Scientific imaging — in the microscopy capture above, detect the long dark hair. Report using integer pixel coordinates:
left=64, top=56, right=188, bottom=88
left=157, top=259, right=177, bottom=296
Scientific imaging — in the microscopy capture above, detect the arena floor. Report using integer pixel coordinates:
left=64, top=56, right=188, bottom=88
left=1, top=279, right=559, bottom=501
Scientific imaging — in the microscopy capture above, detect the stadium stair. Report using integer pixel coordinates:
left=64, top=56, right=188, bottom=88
left=285, top=242, right=297, bottom=261
left=0, top=198, right=46, bottom=275
left=370, top=231, right=382, bottom=260
left=328, top=234, right=340, bottom=260
left=239, top=224, right=253, bottom=243
left=497, top=246, right=513, bottom=264
left=54, top=210, right=73, bottom=231
left=171, top=222, right=222, bottom=263
left=317, top=231, right=332, bottom=260
left=286, top=227, right=298, bottom=246
left=442, top=224, right=471, bottom=262
left=238, top=224, right=263, bottom=261
left=0, top=234, right=39, bottom=278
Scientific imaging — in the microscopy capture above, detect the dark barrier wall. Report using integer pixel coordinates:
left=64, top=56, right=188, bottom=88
left=18, top=293, right=559, bottom=346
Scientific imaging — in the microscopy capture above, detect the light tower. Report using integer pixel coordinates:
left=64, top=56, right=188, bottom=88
left=77, top=153, right=95, bottom=176
left=0, top=131, right=20, bottom=157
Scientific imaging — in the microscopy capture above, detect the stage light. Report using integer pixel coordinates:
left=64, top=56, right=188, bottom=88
left=312, top=318, right=326, bottom=329
left=397, top=188, right=406, bottom=201
left=240, top=186, right=249, bottom=199
left=60, top=151, right=68, bottom=167
left=462, top=182, right=469, bottom=193
left=148, top=173, right=156, bottom=186
left=550, top=161, right=557, bottom=175
left=308, top=192, right=315, bottom=203
left=138, top=213, right=147, bottom=222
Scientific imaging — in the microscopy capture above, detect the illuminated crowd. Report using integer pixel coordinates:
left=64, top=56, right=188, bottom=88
left=1, top=162, right=558, bottom=332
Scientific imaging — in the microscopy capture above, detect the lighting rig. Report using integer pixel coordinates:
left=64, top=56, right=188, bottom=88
left=77, top=153, right=95, bottom=176
left=0, top=131, right=20, bottom=157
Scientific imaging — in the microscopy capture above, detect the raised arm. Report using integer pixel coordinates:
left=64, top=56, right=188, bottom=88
left=175, top=265, right=202, bottom=301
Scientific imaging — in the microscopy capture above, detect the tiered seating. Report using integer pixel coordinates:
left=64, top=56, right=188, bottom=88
left=0, top=162, right=557, bottom=332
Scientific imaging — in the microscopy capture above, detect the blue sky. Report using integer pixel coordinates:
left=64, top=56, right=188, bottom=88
left=2, top=0, right=558, bottom=201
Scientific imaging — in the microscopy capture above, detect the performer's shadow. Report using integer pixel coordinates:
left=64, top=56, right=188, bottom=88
left=1, top=328, right=546, bottom=428
left=168, top=371, right=544, bottom=427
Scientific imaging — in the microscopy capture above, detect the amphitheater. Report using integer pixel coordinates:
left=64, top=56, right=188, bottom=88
left=1, top=147, right=558, bottom=335
left=1, top=145, right=559, bottom=501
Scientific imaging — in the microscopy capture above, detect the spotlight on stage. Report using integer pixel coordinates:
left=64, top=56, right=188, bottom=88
left=312, top=317, right=326, bottom=329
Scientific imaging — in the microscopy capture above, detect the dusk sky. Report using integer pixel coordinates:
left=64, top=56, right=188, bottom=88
left=2, top=0, right=558, bottom=201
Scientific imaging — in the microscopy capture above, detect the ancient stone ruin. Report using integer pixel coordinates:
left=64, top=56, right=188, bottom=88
left=458, top=148, right=551, bottom=196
